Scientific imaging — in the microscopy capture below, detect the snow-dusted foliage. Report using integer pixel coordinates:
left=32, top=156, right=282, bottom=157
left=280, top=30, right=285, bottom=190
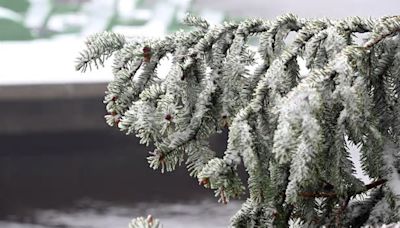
left=129, top=215, right=160, bottom=228
left=77, top=14, right=400, bottom=227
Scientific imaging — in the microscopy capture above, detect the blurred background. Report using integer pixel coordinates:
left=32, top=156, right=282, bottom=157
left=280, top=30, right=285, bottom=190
left=0, top=0, right=399, bottom=227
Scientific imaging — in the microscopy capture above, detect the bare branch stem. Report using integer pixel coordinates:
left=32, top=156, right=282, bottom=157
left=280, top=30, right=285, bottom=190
left=299, top=178, right=387, bottom=198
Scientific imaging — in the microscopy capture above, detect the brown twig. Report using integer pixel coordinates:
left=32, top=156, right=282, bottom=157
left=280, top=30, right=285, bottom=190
left=299, top=191, right=337, bottom=198
left=335, top=196, right=351, bottom=227
left=220, top=187, right=228, bottom=204
left=364, top=28, right=400, bottom=49
left=364, top=178, right=387, bottom=190
left=298, top=179, right=386, bottom=227
left=299, top=178, right=387, bottom=198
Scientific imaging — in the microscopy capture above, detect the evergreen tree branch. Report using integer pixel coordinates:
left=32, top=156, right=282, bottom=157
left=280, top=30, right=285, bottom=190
left=76, top=14, right=400, bottom=227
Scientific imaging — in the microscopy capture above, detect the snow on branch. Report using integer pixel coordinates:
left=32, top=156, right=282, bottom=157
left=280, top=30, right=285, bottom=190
left=77, top=14, right=400, bottom=227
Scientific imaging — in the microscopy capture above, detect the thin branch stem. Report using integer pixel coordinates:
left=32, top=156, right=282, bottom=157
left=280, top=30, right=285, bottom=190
left=335, top=196, right=351, bottom=227
left=364, top=178, right=387, bottom=190
left=364, top=28, right=400, bottom=49
left=299, top=178, right=387, bottom=198
left=299, top=191, right=337, bottom=198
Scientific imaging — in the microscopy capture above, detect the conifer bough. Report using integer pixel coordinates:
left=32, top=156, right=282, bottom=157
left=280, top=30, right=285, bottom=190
left=76, top=14, right=400, bottom=227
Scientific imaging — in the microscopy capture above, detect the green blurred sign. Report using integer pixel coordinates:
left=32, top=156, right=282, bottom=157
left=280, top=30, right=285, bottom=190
left=0, top=0, right=217, bottom=41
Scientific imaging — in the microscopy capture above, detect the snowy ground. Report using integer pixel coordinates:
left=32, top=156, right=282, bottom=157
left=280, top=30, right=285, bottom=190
left=0, top=200, right=242, bottom=228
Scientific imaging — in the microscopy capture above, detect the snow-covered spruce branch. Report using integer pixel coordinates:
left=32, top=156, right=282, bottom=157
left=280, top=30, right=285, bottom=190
left=77, top=14, right=400, bottom=227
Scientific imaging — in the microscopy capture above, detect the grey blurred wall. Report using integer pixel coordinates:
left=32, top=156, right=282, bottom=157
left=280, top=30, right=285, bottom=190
left=0, top=83, right=230, bottom=218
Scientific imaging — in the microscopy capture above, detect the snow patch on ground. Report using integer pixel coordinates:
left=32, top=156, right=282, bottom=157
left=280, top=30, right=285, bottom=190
left=0, top=200, right=242, bottom=228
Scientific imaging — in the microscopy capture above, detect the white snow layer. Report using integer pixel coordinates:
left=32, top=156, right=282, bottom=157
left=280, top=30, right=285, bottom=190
left=383, top=143, right=400, bottom=196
